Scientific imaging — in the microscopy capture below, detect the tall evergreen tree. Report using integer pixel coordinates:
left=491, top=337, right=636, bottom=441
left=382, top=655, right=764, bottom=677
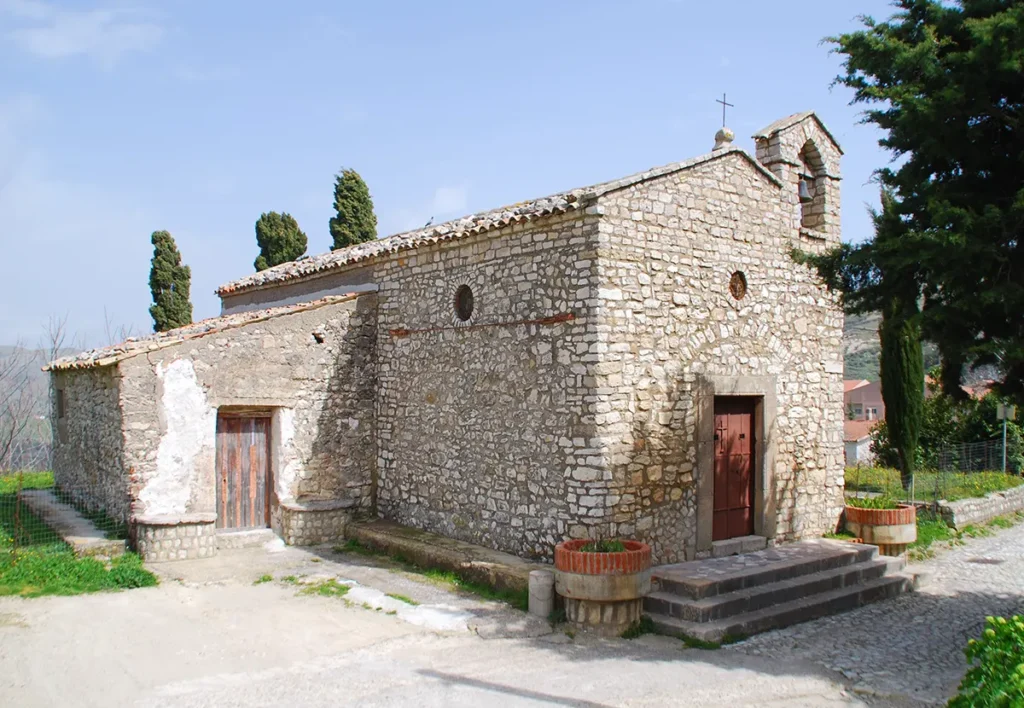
left=254, top=211, right=308, bottom=271
left=825, top=0, right=1024, bottom=401
left=148, top=230, right=193, bottom=332
left=880, top=299, right=925, bottom=490
left=798, top=190, right=925, bottom=489
left=329, top=168, right=377, bottom=249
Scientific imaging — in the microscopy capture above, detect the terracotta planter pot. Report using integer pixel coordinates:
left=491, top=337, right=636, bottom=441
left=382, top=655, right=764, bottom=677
left=845, top=504, right=917, bottom=556
left=553, top=540, right=652, bottom=636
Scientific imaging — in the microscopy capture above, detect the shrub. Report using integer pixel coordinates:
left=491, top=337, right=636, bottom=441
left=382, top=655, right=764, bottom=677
left=579, top=539, right=627, bottom=553
left=949, top=615, right=1024, bottom=707
left=845, top=496, right=901, bottom=510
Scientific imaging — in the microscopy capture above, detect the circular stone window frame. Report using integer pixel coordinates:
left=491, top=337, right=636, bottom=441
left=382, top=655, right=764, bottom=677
left=728, top=271, right=748, bottom=302
left=452, top=284, right=475, bottom=324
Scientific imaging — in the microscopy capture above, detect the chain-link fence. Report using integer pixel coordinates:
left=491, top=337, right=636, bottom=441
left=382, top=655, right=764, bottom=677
left=846, top=460, right=1023, bottom=505
left=934, top=437, right=1021, bottom=475
left=0, top=467, right=128, bottom=564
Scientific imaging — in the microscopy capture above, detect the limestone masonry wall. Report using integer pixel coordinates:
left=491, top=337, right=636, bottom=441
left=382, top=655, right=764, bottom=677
left=117, top=295, right=377, bottom=529
left=374, top=211, right=601, bottom=560
left=51, top=367, right=130, bottom=522
left=939, top=485, right=1024, bottom=529
left=591, top=147, right=845, bottom=562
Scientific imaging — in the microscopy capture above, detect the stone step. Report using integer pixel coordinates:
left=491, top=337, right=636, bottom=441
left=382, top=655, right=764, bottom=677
left=652, top=539, right=878, bottom=600
left=647, top=572, right=917, bottom=644
left=215, top=528, right=279, bottom=550
left=645, top=556, right=900, bottom=623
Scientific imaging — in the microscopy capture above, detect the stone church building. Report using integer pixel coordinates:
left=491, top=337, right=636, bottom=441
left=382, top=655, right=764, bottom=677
left=47, top=112, right=846, bottom=564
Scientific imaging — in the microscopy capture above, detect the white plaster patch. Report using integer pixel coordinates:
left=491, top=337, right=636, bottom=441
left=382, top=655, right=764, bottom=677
left=264, top=537, right=287, bottom=553
left=343, top=584, right=471, bottom=632
left=275, top=408, right=301, bottom=501
left=140, top=359, right=216, bottom=516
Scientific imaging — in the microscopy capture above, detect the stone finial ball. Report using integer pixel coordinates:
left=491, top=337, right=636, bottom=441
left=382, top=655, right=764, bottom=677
left=714, top=127, right=735, bottom=150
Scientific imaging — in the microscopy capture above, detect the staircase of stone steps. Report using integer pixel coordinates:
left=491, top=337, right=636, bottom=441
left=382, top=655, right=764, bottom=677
left=644, top=539, right=917, bottom=644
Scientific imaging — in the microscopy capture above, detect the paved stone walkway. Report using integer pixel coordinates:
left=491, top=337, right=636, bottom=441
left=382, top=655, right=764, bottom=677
left=730, top=522, right=1024, bottom=705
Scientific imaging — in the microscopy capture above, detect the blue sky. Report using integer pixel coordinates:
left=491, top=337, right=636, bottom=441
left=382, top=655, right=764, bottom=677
left=0, top=0, right=897, bottom=346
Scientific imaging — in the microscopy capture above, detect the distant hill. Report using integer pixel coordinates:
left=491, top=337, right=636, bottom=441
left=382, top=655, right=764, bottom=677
left=842, top=314, right=998, bottom=387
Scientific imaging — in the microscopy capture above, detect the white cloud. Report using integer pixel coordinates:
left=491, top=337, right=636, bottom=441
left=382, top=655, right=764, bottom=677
left=2, top=0, right=162, bottom=68
left=430, top=185, right=469, bottom=216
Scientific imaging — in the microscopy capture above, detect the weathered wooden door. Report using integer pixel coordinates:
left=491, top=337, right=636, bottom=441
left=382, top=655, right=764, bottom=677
left=215, top=414, right=271, bottom=529
left=713, top=397, right=756, bottom=541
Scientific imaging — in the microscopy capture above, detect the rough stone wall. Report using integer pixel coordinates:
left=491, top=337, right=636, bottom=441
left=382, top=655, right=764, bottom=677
left=374, top=211, right=601, bottom=560
left=117, top=295, right=377, bottom=528
left=939, top=485, right=1024, bottom=529
left=279, top=504, right=350, bottom=545
left=591, top=149, right=846, bottom=563
left=51, top=367, right=130, bottom=522
left=131, top=518, right=217, bottom=561
left=754, top=117, right=842, bottom=252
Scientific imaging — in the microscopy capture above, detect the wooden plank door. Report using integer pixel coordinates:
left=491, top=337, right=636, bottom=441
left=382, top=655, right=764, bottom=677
left=215, top=414, right=271, bottom=529
left=712, top=397, right=756, bottom=541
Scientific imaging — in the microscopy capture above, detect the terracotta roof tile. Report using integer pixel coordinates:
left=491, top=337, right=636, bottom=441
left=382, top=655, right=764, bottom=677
left=215, top=147, right=780, bottom=298
left=844, top=420, right=877, bottom=442
left=45, top=294, right=368, bottom=372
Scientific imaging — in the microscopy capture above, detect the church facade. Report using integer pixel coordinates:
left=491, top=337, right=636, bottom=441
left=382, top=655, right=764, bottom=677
left=47, top=112, right=846, bottom=564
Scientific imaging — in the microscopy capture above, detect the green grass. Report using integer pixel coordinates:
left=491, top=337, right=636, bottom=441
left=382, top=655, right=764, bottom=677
left=0, top=471, right=158, bottom=597
left=823, top=530, right=858, bottom=540
left=0, top=471, right=55, bottom=494
left=253, top=574, right=273, bottom=585
left=334, top=538, right=530, bottom=611
left=420, top=568, right=530, bottom=611
left=845, top=467, right=1023, bottom=502
left=298, top=578, right=350, bottom=598
left=0, top=550, right=157, bottom=597
left=907, top=510, right=1024, bottom=561
left=580, top=539, right=627, bottom=553
left=845, top=496, right=902, bottom=510
left=334, top=539, right=379, bottom=557
left=386, top=592, right=419, bottom=606
left=621, top=615, right=655, bottom=639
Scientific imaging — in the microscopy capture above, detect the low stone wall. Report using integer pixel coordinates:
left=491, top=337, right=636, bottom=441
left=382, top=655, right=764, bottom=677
left=938, top=484, right=1024, bottom=529
left=131, top=514, right=218, bottom=561
left=279, top=500, right=351, bottom=546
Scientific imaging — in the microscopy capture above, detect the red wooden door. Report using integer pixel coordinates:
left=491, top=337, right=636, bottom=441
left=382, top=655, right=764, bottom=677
left=713, top=397, right=756, bottom=541
left=215, top=414, right=271, bottom=529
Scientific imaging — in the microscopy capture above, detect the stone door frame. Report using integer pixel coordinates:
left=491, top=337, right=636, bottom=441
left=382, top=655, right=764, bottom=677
left=695, top=375, right=777, bottom=555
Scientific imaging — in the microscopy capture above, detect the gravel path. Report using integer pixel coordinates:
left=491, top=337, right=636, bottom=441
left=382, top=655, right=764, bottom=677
left=731, top=522, right=1024, bottom=705
left=1, top=525, right=1021, bottom=706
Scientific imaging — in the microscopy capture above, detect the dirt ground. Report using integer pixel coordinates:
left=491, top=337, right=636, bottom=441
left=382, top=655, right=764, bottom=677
left=0, top=542, right=891, bottom=708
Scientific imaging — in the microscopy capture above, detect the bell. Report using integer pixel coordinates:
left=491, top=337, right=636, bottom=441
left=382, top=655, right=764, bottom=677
left=798, top=176, right=814, bottom=203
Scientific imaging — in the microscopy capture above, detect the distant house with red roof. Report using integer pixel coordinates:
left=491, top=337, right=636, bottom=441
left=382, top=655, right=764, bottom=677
left=844, top=379, right=883, bottom=422
left=844, top=419, right=876, bottom=467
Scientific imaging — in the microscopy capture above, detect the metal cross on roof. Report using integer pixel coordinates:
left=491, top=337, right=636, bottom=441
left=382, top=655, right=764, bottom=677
left=716, top=93, right=734, bottom=127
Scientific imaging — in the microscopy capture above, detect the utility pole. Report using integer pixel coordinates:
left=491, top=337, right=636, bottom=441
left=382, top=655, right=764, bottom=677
left=997, top=403, right=1017, bottom=473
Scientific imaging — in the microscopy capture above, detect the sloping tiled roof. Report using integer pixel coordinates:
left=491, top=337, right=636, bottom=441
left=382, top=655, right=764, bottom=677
left=752, top=111, right=844, bottom=154
left=45, top=294, right=365, bottom=372
left=844, top=420, right=877, bottom=442
left=844, top=379, right=871, bottom=394
left=215, top=147, right=781, bottom=297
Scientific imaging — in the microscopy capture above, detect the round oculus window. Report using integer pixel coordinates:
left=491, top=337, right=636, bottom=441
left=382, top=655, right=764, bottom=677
left=454, top=284, right=474, bottom=321
left=729, top=271, right=748, bottom=300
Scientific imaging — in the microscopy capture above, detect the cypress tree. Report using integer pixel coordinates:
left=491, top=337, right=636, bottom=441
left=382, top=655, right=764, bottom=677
left=148, top=230, right=193, bottom=332
left=329, top=168, right=377, bottom=249
left=254, top=211, right=308, bottom=271
left=879, top=299, right=924, bottom=491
